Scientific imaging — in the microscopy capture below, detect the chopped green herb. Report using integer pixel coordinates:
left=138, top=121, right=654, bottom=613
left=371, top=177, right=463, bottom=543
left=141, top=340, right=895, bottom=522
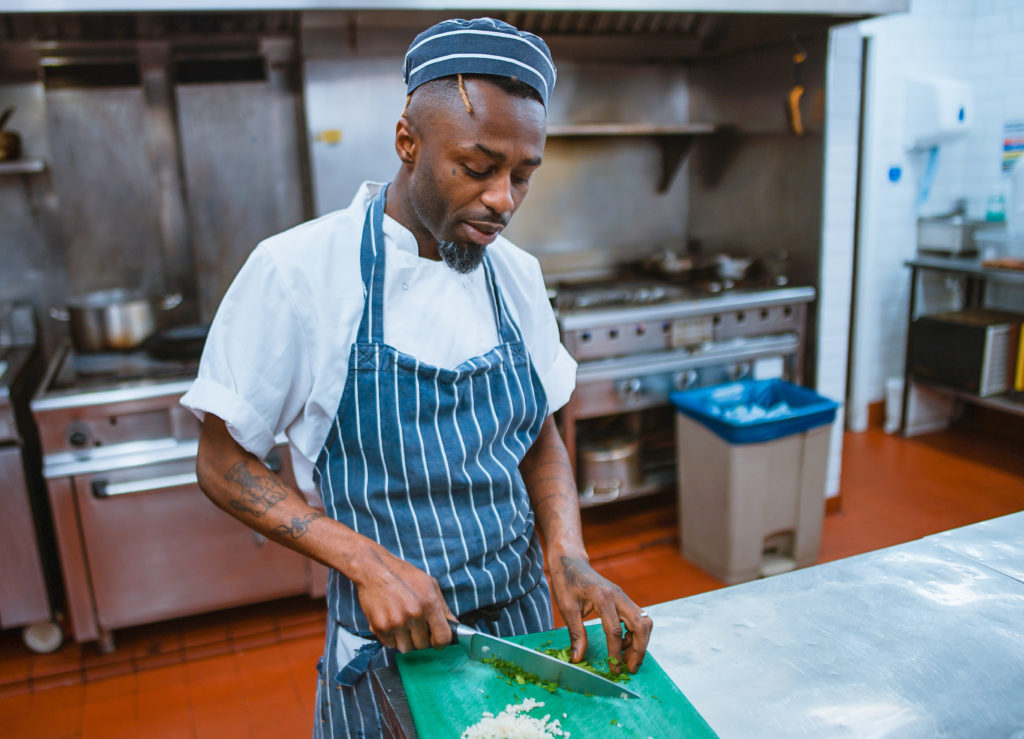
left=610, top=719, right=618, bottom=725
left=480, top=641, right=633, bottom=695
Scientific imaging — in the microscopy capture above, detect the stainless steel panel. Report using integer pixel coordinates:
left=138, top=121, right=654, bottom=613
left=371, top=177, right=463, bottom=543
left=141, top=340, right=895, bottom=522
left=572, top=336, right=796, bottom=419
left=177, top=75, right=307, bottom=322
left=647, top=536, right=1024, bottom=738
left=44, top=85, right=169, bottom=297
left=558, top=286, right=815, bottom=332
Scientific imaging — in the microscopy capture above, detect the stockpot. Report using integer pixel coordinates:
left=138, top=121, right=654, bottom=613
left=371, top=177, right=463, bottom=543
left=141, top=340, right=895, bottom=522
left=578, top=438, right=642, bottom=504
left=50, top=289, right=182, bottom=352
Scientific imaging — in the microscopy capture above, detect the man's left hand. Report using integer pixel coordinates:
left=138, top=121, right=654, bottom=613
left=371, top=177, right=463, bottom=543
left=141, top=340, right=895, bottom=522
left=548, top=554, right=654, bottom=674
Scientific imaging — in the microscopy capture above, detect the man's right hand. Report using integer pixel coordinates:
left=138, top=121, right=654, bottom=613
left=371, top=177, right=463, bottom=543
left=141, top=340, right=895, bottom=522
left=353, top=544, right=456, bottom=653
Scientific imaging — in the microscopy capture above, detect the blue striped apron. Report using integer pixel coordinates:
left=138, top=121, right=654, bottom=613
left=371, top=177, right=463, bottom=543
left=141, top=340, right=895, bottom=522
left=311, top=184, right=553, bottom=738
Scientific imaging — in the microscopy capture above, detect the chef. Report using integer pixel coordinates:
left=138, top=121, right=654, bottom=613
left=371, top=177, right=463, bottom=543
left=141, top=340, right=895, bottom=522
left=183, top=17, right=653, bottom=737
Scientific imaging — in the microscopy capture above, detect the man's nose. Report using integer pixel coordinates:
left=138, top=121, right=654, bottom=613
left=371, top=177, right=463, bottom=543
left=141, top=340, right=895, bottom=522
left=480, top=175, right=515, bottom=216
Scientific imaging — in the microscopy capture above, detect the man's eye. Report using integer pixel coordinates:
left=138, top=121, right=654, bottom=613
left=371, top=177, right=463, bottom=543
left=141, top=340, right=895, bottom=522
left=463, top=166, right=488, bottom=179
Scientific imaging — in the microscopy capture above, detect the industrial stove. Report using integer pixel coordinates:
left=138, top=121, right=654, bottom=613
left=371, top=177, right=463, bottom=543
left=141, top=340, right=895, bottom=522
left=553, top=278, right=815, bottom=507
left=32, top=344, right=324, bottom=652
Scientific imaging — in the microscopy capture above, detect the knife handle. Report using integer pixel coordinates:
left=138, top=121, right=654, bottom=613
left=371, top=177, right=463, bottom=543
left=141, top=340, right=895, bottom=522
left=448, top=619, right=476, bottom=646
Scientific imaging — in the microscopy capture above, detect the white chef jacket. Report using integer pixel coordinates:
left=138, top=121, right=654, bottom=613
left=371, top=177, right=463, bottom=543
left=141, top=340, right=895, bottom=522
left=181, top=181, right=577, bottom=494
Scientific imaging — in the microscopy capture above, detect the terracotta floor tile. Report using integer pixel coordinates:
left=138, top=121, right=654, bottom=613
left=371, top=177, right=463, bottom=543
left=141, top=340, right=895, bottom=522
left=80, top=693, right=136, bottom=735
left=0, top=679, right=30, bottom=698
left=182, top=621, right=231, bottom=648
left=134, top=648, right=186, bottom=672
left=21, top=683, right=83, bottom=736
left=229, top=612, right=278, bottom=639
left=185, top=639, right=233, bottom=662
left=232, top=629, right=280, bottom=653
left=251, top=714, right=309, bottom=738
left=31, top=669, right=84, bottom=692
left=82, top=671, right=136, bottom=702
left=29, top=641, right=83, bottom=678
left=0, top=690, right=30, bottom=718
left=82, top=659, right=134, bottom=684
left=0, top=647, right=33, bottom=685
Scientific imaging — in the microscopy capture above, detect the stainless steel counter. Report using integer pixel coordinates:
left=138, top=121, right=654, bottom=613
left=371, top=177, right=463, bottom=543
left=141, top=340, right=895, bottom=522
left=647, top=511, right=1024, bottom=738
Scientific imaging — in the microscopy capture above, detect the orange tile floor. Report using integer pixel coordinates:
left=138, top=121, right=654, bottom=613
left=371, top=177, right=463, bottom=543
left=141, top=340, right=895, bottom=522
left=2, top=422, right=1022, bottom=737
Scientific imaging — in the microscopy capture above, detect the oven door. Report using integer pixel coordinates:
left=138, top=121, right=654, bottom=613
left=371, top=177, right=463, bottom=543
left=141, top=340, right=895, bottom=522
left=71, top=449, right=312, bottom=632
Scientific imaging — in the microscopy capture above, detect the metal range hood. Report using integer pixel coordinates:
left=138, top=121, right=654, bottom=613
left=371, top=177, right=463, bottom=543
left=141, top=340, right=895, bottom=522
left=0, top=3, right=906, bottom=63
left=0, top=1, right=906, bottom=11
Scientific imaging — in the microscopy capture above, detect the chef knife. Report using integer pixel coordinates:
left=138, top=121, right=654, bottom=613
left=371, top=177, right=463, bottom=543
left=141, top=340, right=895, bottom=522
left=449, top=621, right=641, bottom=699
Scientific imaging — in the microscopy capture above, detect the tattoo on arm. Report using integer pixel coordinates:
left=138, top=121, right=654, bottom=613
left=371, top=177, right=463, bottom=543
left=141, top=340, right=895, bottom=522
left=273, top=512, right=324, bottom=540
left=224, top=461, right=288, bottom=517
left=560, top=555, right=589, bottom=588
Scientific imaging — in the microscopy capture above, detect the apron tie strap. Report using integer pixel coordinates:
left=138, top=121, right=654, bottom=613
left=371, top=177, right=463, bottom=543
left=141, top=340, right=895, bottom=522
left=334, top=630, right=384, bottom=687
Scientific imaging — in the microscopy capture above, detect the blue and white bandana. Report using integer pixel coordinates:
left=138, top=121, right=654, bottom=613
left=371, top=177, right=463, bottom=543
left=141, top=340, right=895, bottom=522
left=403, top=17, right=557, bottom=108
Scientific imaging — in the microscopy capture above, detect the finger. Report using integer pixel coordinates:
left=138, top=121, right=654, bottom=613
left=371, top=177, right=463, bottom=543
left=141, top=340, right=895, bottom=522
left=597, top=599, right=625, bottom=673
left=621, top=605, right=654, bottom=673
left=409, top=617, right=433, bottom=651
left=393, top=628, right=413, bottom=654
left=427, top=589, right=457, bottom=650
left=561, top=605, right=589, bottom=663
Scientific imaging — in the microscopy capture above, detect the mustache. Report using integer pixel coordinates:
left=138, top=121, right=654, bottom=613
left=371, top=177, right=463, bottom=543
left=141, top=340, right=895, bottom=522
left=465, top=213, right=510, bottom=228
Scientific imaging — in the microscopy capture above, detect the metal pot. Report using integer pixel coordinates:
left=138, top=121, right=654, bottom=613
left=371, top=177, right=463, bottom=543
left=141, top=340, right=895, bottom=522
left=578, top=438, right=641, bottom=504
left=50, top=289, right=182, bottom=352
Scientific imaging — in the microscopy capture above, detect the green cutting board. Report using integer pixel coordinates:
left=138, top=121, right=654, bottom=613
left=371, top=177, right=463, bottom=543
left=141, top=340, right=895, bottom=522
left=396, top=623, right=717, bottom=738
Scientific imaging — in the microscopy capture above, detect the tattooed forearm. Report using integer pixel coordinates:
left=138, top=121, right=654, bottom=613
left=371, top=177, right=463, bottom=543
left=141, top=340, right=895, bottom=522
left=224, top=461, right=287, bottom=517
left=273, top=512, right=324, bottom=540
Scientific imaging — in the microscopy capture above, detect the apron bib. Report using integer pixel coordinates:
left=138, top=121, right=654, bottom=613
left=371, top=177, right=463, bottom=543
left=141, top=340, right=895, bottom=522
left=312, top=184, right=553, bottom=738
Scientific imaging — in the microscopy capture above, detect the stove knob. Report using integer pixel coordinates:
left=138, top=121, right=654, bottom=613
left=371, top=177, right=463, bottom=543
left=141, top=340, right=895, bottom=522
left=618, top=377, right=645, bottom=402
left=67, top=423, right=93, bottom=449
left=673, top=370, right=699, bottom=390
left=728, top=362, right=752, bottom=381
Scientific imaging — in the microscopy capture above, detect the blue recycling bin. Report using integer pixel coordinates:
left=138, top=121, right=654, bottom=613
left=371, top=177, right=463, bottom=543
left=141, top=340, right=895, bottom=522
left=669, top=379, right=840, bottom=584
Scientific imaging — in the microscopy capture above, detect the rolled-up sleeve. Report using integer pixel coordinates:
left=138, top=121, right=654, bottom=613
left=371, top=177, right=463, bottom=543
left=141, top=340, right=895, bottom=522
left=181, top=245, right=313, bottom=460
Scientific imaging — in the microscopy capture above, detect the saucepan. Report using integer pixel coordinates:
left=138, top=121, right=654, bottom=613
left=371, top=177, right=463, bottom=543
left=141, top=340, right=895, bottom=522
left=50, top=288, right=183, bottom=352
left=578, top=438, right=642, bottom=504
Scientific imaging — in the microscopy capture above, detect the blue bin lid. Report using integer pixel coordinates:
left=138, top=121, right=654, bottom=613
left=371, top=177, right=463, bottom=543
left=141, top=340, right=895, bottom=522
left=670, top=379, right=840, bottom=444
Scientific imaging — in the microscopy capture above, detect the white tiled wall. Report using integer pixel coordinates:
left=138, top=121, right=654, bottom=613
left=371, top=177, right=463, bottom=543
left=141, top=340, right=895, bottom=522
left=843, top=0, right=1024, bottom=433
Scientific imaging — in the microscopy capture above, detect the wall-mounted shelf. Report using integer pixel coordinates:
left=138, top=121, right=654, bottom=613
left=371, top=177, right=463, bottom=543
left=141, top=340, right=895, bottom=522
left=0, top=158, right=47, bottom=176
left=546, top=122, right=717, bottom=193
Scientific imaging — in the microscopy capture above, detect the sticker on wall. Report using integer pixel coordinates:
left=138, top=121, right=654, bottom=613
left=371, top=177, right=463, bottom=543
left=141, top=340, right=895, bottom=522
left=1002, top=120, right=1024, bottom=172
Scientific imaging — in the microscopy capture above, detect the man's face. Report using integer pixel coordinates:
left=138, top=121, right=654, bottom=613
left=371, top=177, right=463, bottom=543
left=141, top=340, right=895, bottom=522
left=403, top=78, right=546, bottom=272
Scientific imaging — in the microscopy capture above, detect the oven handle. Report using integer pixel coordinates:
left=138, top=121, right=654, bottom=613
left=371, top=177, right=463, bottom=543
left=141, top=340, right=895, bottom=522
left=93, top=472, right=198, bottom=497
left=92, top=450, right=285, bottom=498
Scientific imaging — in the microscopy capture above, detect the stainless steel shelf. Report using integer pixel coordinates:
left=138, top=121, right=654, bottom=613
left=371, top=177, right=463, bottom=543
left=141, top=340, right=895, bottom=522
left=0, top=159, right=46, bottom=176
left=547, top=122, right=716, bottom=137
left=904, top=256, right=1024, bottom=286
left=546, top=122, right=718, bottom=193
left=909, top=379, right=1024, bottom=418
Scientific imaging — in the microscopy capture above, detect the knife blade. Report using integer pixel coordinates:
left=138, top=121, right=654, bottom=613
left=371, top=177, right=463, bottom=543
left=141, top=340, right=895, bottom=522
left=449, top=621, right=640, bottom=699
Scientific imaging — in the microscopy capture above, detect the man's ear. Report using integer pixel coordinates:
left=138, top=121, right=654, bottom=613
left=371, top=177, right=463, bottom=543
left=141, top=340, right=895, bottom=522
left=395, top=117, right=417, bottom=165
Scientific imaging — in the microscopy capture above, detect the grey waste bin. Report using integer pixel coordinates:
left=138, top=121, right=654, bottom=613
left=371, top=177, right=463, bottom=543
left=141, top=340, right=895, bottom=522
left=670, top=380, right=839, bottom=585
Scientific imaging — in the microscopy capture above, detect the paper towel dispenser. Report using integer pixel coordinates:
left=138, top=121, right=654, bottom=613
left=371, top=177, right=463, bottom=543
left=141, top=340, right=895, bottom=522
left=905, top=77, right=971, bottom=151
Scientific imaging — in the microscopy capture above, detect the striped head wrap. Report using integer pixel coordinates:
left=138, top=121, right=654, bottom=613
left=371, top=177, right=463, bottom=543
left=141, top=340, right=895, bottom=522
left=403, top=17, right=557, bottom=108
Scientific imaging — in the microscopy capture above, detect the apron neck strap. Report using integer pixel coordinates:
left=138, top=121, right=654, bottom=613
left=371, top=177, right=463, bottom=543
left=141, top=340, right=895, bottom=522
left=356, top=182, right=524, bottom=347
left=356, top=184, right=388, bottom=345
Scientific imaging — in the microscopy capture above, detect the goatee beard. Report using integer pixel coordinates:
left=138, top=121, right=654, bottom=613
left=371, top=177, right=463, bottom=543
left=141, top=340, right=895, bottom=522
left=438, top=240, right=486, bottom=274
